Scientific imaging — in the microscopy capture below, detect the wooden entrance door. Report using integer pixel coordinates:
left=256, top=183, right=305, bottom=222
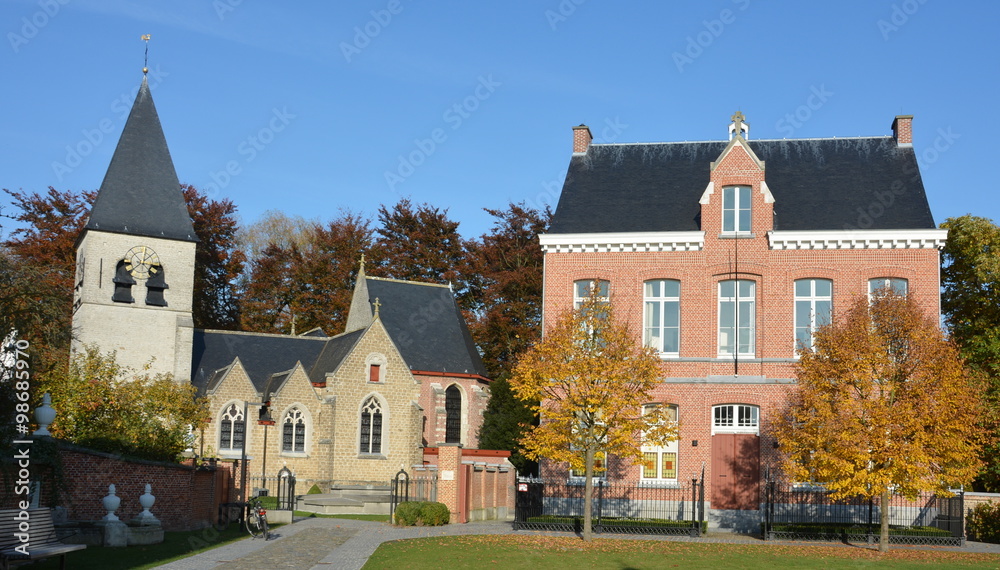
left=711, top=433, right=760, bottom=510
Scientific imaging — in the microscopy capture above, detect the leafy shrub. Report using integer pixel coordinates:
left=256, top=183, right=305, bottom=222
left=419, top=501, right=450, bottom=526
left=307, top=484, right=323, bottom=495
left=394, top=501, right=422, bottom=526
left=967, top=501, right=1000, bottom=543
left=394, top=501, right=450, bottom=526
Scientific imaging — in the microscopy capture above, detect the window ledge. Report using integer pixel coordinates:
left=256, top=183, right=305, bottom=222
left=638, top=480, right=681, bottom=489
left=566, top=477, right=607, bottom=486
left=718, top=233, right=757, bottom=239
left=219, top=451, right=249, bottom=460
left=280, top=452, right=308, bottom=459
left=358, top=453, right=387, bottom=460
left=792, top=483, right=828, bottom=492
left=711, top=429, right=759, bottom=436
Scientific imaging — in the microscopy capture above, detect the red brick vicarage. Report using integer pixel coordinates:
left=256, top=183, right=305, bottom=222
left=539, top=113, right=947, bottom=512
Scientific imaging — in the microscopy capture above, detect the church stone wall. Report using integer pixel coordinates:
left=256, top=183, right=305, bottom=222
left=72, top=231, right=195, bottom=382
left=323, top=321, right=423, bottom=484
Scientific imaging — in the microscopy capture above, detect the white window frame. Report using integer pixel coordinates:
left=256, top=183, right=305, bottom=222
left=644, top=280, right=681, bottom=357
left=722, top=186, right=751, bottom=233
left=718, top=279, right=756, bottom=357
left=573, top=279, right=609, bottom=309
left=794, top=278, right=832, bottom=351
left=868, top=277, right=908, bottom=297
left=640, top=404, right=679, bottom=484
left=711, top=404, right=759, bottom=435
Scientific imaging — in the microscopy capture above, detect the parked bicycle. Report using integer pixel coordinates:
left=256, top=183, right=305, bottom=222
left=244, top=496, right=270, bottom=540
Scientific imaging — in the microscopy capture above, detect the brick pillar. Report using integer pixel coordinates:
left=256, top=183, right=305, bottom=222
left=572, top=124, right=592, bottom=153
left=891, top=115, right=913, bottom=146
left=436, top=444, right=463, bottom=522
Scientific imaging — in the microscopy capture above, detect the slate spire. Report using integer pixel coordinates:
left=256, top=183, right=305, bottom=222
left=85, top=75, right=197, bottom=242
left=344, top=255, right=374, bottom=333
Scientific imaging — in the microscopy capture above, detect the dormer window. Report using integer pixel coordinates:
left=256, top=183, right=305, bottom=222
left=722, top=186, right=751, bottom=233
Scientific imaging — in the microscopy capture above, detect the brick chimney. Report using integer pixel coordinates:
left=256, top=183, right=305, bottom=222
left=572, top=124, right=593, bottom=154
left=891, top=115, right=913, bottom=146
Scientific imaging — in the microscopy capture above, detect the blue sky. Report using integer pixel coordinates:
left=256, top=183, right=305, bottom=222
left=2, top=0, right=996, bottom=239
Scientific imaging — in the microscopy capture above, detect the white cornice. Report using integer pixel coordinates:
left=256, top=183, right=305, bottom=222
left=539, top=231, right=705, bottom=253
left=767, top=229, right=948, bottom=250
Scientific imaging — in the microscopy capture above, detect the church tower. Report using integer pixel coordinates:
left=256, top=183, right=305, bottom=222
left=71, top=72, right=198, bottom=382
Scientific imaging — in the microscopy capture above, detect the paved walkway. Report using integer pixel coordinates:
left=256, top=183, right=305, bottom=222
left=156, top=517, right=1000, bottom=570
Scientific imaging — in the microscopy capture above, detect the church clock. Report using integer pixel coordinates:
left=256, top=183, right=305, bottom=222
left=124, top=245, right=160, bottom=279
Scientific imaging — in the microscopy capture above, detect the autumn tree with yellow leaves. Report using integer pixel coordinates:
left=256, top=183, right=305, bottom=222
left=776, top=289, right=983, bottom=552
left=510, top=293, right=677, bottom=541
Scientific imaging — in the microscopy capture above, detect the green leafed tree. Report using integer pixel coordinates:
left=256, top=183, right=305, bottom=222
left=38, top=346, right=209, bottom=462
left=239, top=210, right=375, bottom=335
left=471, top=202, right=549, bottom=474
left=776, top=290, right=983, bottom=552
left=941, top=214, right=1000, bottom=491
left=373, top=198, right=476, bottom=312
left=510, top=293, right=677, bottom=541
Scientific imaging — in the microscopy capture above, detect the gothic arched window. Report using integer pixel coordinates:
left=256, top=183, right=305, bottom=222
left=282, top=407, right=306, bottom=453
left=445, top=385, right=462, bottom=444
left=219, top=403, right=245, bottom=451
left=360, top=396, right=383, bottom=454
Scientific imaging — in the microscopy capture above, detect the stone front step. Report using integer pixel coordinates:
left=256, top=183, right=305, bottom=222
left=297, top=492, right=392, bottom=515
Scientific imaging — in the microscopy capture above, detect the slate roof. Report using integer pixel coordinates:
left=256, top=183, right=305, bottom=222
left=365, top=278, right=489, bottom=378
left=191, top=330, right=330, bottom=394
left=306, top=329, right=366, bottom=385
left=86, top=75, right=197, bottom=242
left=549, top=137, right=935, bottom=234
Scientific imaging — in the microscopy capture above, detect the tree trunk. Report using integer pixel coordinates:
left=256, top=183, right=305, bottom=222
left=879, top=487, right=891, bottom=552
left=583, top=446, right=594, bottom=542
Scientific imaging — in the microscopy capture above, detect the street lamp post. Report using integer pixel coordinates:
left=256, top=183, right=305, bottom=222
left=239, top=400, right=269, bottom=503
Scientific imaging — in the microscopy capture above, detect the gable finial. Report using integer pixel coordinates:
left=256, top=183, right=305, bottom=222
left=373, top=297, right=381, bottom=316
left=729, top=110, right=749, bottom=140
left=359, top=253, right=365, bottom=272
left=141, top=34, right=151, bottom=74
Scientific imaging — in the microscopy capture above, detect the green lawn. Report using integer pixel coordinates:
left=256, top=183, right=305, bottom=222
left=362, top=535, right=1000, bottom=569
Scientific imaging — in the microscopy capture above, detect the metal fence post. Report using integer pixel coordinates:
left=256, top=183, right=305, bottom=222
left=596, top=479, right=604, bottom=534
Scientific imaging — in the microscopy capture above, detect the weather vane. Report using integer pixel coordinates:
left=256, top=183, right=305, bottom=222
left=141, top=34, right=151, bottom=74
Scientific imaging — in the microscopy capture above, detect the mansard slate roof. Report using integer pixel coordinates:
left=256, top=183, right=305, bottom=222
left=86, top=76, right=197, bottom=242
left=548, top=137, right=936, bottom=234
left=365, top=278, right=489, bottom=378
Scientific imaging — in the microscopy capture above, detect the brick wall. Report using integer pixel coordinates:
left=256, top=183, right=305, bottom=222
left=8, top=440, right=234, bottom=531
left=423, top=447, right=514, bottom=522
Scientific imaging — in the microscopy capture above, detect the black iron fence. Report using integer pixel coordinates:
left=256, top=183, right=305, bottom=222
left=389, top=469, right=439, bottom=518
left=763, top=482, right=964, bottom=546
left=247, top=466, right=297, bottom=511
left=513, top=477, right=706, bottom=536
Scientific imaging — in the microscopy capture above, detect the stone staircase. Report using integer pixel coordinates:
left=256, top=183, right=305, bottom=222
left=296, top=484, right=393, bottom=515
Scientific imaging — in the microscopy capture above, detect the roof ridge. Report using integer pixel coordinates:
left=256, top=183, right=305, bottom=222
left=591, top=135, right=892, bottom=147
left=367, top=276, right=451, bottom=289
left=196, top=328, right=329, bottom=340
